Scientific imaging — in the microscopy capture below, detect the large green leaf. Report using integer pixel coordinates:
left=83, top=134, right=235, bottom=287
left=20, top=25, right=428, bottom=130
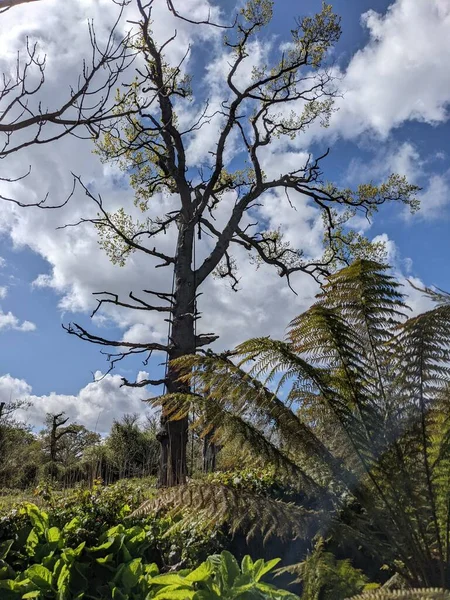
left=185, top=561, right=212, bottom=583
left=150, top=573, right=194, bottom=587
left=219, top=551, right=240, bottom=588
left=0, top=540, right=14, bottom=561
left=46, top=527, right=62, bottom=545
left=121, top=558, right=142, bottom=591
left=25, top=505, right=49, bottom=537
left=25, top=529, right=39, bottom=556
left=111, top=586, right=129, bottom=600
left=154, top=586, right=196, bottom=599
left=63, top=517, right=81, bottom=534
left=253, top=558, right=281, bottom=582
left=25, top=564, right=53, bottom=591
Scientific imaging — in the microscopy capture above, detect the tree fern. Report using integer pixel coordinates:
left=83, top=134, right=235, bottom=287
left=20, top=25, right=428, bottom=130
left=140, top=260, right=450, bottom=588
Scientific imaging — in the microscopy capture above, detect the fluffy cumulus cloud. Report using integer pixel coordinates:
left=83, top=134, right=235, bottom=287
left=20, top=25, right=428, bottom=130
left=0, top=371, right=152, bottom=432
left=333, top=0, right=450, bottom=138
left=0, top=307, right=35, bottom=332
left=258, top=0, right=450, bottom=152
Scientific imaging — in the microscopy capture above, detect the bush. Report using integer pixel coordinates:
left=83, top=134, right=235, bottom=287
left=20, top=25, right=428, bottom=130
left=0, top=502, right=298, bottom=599
left=0, top=479, right=228, bottom=572
left=205, top=467, right=302, bottom=502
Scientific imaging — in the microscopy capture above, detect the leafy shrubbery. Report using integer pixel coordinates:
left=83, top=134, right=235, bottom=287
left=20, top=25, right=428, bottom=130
left=349, top=592, right=450, bottom=599
left=0, top=502, right=297, bottom=599
left=205, top=467, right=300, bottom=502
left=0, top=480, right=226, bottom=571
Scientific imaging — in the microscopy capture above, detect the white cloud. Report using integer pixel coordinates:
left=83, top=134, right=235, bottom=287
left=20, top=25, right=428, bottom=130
left=0, top=373, right=32, bottom=402
left=331, top=0, right=450, bottom=138
left=417, top=174, right=450, bottom=220
left=0, top=257, right=5, bottom=268
left=0, top=307, right=36, bottom=332
left=266, top=0, right=450, bottom=148
left=0, top=371, right=153, bottom=433
left=0, top=286, right=7, bottom=299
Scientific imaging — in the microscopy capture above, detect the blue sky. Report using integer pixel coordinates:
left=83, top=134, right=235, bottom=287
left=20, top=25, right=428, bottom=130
left=0, top=0, right=449, bottom=431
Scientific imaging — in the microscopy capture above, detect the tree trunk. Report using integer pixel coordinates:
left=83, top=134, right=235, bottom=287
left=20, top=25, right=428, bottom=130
left=157, top=215, right=196, bottom=487
left=202, top=431, right=220, bottom=473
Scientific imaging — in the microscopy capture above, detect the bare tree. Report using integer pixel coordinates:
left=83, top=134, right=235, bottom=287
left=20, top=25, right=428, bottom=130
left=42, top=412, right=78, bottom=478
left=49, top=0, right=419, bottom=486
left=0, top=0, right=140, bottom=208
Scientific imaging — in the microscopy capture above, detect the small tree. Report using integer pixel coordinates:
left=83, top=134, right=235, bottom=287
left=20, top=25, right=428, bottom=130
left=105, top=413, right=159, bottom=479
left=53, top=0, right=419, bottom=487
left=0, top=399, right=38, bottom=488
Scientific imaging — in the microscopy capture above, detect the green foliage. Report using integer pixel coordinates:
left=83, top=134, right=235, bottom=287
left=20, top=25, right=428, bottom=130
left=278, top=538, right=378, bottom=600
left=0, top=403, right=39, bottom=490
left=0, top=412, right=159, bottom=493
left=1, top=479, right=226, bottom=573
left=205, top=467, right=299, bottom=503
left=0, top=501, right=295, bottom=599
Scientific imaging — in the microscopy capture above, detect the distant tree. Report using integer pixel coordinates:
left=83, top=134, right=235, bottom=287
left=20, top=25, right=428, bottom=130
left=105, top=413, right=159, bottom=479
left=0, top=399, right=41, bottom=488
left=58, top=425, right=101, bottom=469
left=0, top=398, right=30, bottom=460
left=41, top=413, right=79, bottom=479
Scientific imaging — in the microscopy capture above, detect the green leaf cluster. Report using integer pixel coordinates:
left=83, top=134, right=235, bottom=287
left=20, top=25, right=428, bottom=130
left=0, top=503, right=295, bottom=599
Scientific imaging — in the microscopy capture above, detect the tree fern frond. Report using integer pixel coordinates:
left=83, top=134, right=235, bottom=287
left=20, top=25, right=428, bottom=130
left=152, top=389, right=327, bottom=496
left=212, top=411, right=328, bottom=498
left=319, top=259, right=408, bottom=335
left=173, top=350, right=359, bottom=491
left=131, top=483, right=321, bottom=543
left=278, top=537, right=371, bottom=598
left=408, top=280, right=450, bottom=308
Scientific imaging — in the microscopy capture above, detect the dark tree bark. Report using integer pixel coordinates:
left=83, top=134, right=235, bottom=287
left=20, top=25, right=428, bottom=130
left=203, top=432, right=220, bottom=473
left=47, top=413, right=77, bottom=479
left=157, top=215, right=196, bottom=485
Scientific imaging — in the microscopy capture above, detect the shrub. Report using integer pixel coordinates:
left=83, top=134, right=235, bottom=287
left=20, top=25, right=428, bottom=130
left=0, top=503, right=297, bottom=599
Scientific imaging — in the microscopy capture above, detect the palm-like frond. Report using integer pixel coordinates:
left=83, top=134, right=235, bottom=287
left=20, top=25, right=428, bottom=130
left=131, top=482, right=321, bottom=543
left=151, top=391, right=325, bottom=497
left=172, top=350, right=354, bottom=490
